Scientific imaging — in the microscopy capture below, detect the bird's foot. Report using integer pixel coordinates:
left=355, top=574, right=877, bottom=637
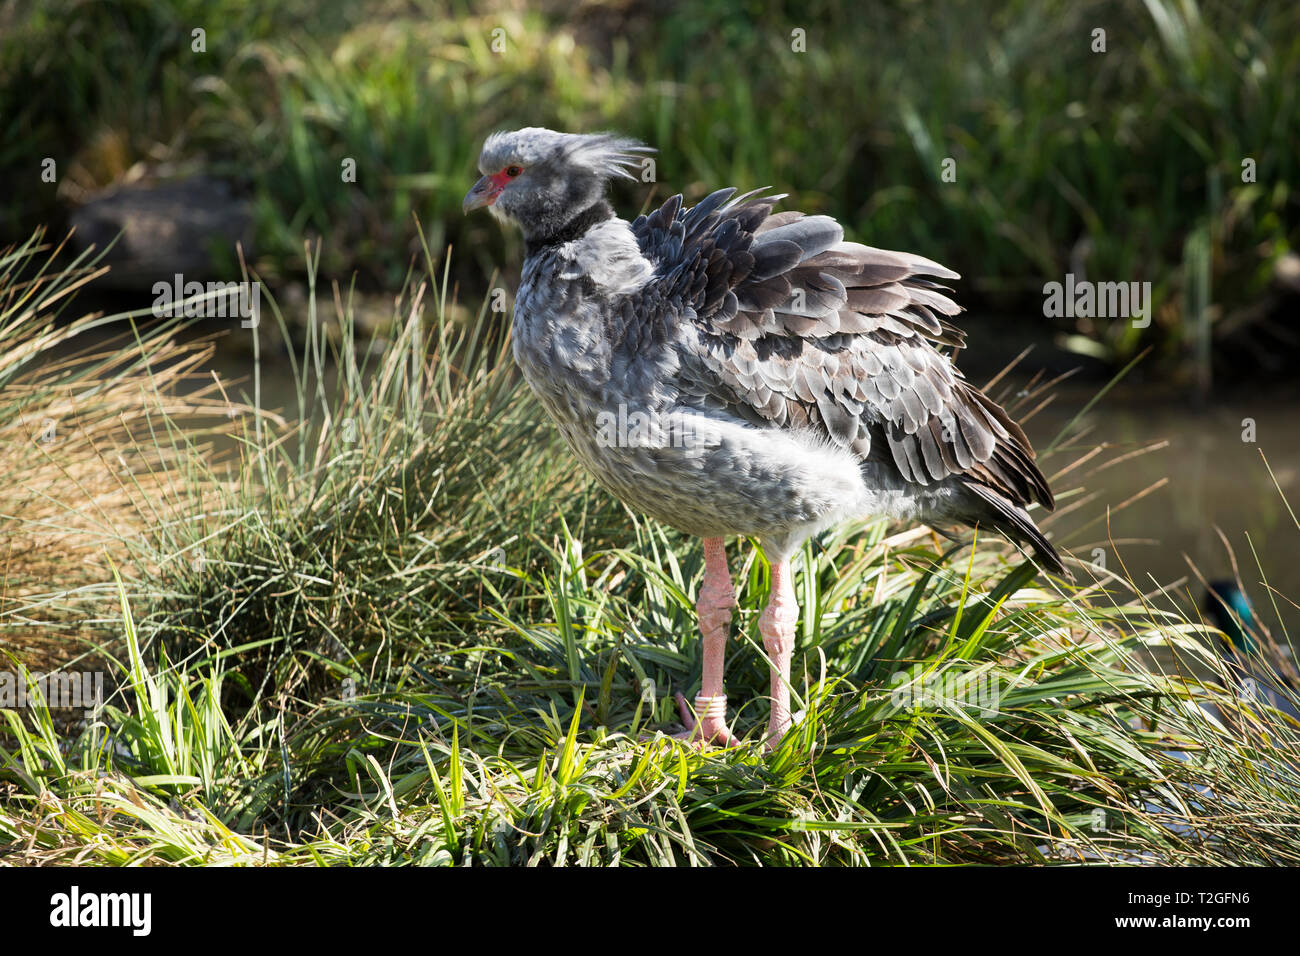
left=764, top=712, right=793, bottom=752
left=670, top=692, right=741, bottom=748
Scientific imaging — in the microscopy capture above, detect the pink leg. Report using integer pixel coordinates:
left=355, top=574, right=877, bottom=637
left=758, top=557, right=798, bottom=750
left=673, top=537, right=740, bottom=747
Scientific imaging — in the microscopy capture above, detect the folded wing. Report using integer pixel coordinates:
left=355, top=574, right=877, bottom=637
left=631, top=188, right=1054, bottom=512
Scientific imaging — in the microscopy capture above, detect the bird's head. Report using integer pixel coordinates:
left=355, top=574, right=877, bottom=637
left=462, top=128, right=653, bottom=242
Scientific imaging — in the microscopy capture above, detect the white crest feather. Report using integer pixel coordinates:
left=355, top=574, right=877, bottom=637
left=563, top=132, right=655, bottom=181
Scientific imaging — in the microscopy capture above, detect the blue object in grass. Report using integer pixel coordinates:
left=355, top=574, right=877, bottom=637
left=1203, top=580, right=1297, bottom=718
left=1203, top=579, right=1259, bottom=656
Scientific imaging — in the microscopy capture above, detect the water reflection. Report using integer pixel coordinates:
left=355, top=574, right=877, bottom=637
left=1015, top=378, right=1300, bottom=633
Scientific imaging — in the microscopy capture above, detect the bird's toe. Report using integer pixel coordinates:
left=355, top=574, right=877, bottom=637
left=668, top=691, right=742, bottom=748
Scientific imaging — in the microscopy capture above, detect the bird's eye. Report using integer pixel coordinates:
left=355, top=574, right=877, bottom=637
left=505, top=165, right=523, bottom=177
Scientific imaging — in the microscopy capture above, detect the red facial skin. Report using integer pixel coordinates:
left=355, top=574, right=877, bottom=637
left=486, top=169, right=514, bottom=194
left=463, top=166, right=522, bottom=212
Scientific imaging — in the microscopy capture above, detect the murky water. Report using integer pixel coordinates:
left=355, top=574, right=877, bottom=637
left=1006, top=377, right=1300, bottom=630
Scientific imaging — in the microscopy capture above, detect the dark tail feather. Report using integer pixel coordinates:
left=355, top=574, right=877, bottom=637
left=962, top=482, right=1067, bottom=577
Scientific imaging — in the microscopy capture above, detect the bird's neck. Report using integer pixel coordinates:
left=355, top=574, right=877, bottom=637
left=524, top=199, right=615, bottom=257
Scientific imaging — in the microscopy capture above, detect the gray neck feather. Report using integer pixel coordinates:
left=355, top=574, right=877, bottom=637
left=524, top=199, right=615, bottom=258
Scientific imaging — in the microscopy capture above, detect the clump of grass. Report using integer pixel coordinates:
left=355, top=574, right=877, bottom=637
left=3, top=242, right=1299, bottom=865
left=0, top=230, right=252, bottom=675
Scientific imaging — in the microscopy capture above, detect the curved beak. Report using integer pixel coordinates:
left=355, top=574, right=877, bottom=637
left=462, top=175, right=503, bottom=214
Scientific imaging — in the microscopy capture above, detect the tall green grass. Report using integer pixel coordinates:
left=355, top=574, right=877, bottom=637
left=3, top=234, right=1299, bottom=865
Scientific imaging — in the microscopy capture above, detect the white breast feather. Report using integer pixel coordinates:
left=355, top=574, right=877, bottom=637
left=559, top=219, right=654, bottom=294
